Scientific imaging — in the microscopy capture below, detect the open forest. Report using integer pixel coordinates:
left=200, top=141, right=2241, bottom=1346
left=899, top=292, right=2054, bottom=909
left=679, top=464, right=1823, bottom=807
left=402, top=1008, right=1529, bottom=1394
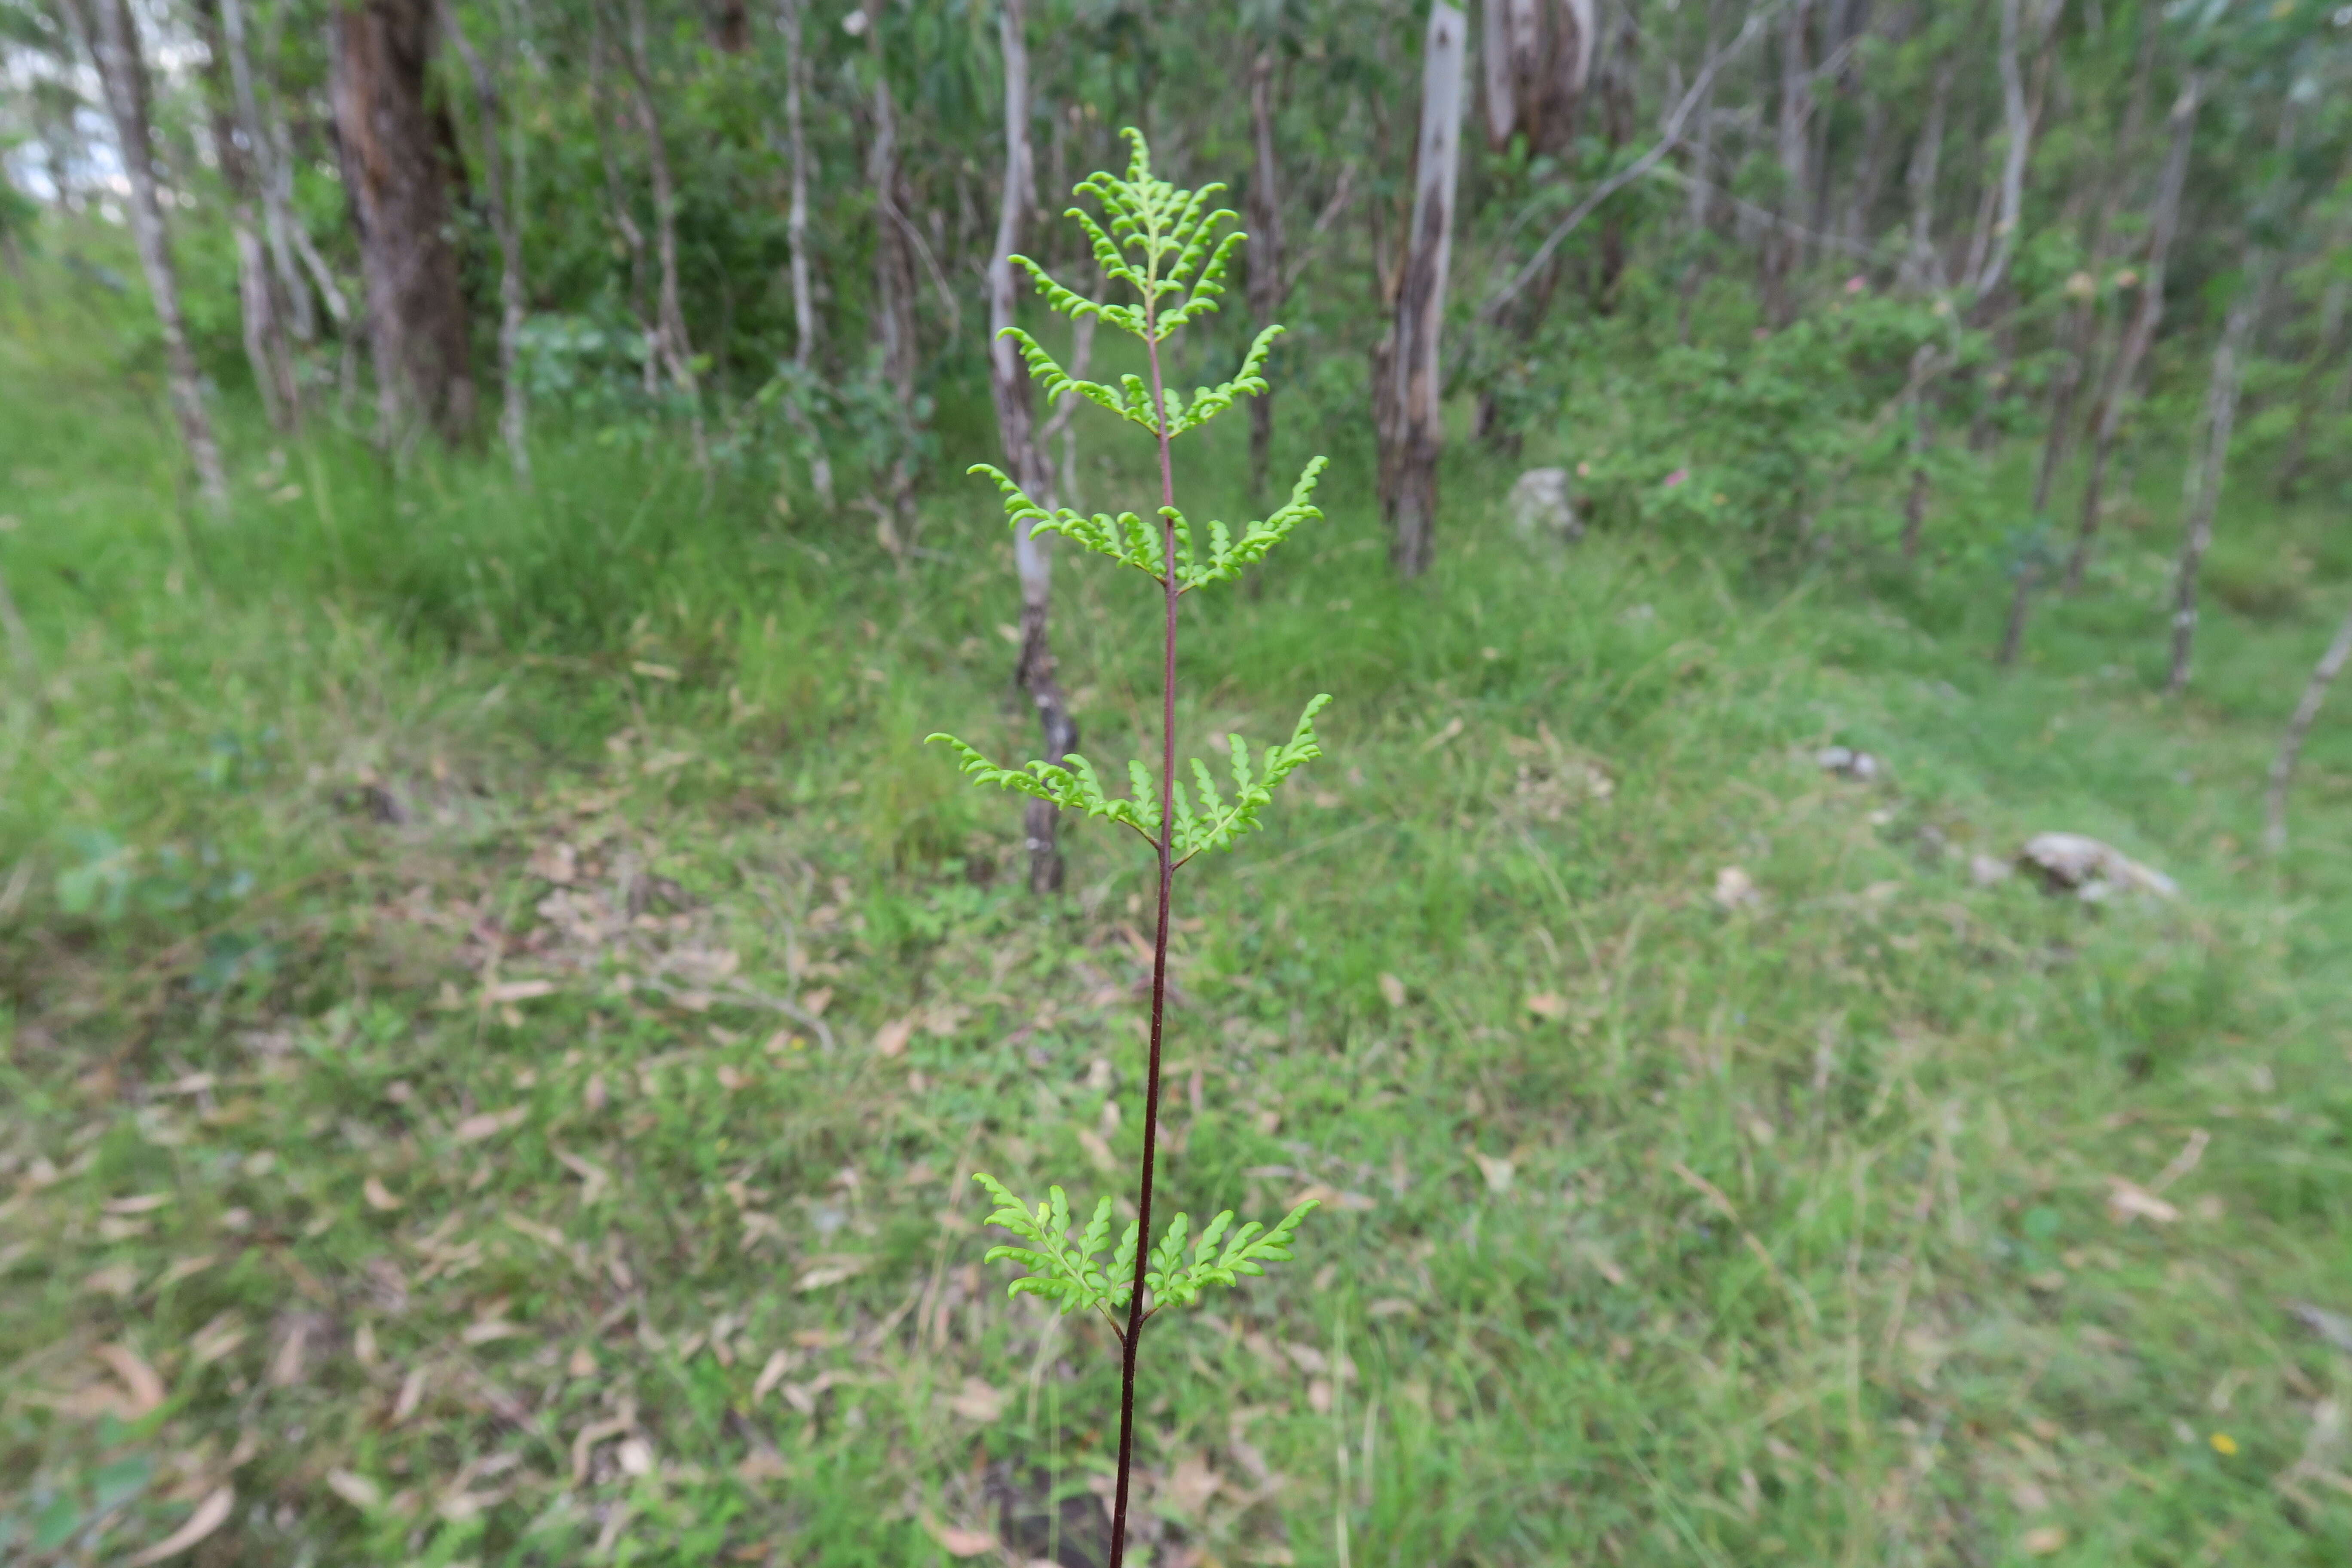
left=3, top=0, right=2352, bottom=1562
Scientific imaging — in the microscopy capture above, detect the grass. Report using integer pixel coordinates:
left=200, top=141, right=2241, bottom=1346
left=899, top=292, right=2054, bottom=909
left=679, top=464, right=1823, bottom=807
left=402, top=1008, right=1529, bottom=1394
left=3, top=248, right=2351, bottom=1568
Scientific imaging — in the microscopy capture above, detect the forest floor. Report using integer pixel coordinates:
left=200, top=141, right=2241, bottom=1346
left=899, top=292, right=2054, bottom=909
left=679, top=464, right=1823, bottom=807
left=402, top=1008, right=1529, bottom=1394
left=4, top=278, right=2352, bottom=1567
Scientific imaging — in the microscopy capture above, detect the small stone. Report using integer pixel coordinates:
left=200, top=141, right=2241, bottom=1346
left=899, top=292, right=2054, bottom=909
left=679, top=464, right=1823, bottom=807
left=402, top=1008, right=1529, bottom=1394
left=2017, top=833, right=2177, bottom=902
left=1506, top=468, right=1582, bottom=545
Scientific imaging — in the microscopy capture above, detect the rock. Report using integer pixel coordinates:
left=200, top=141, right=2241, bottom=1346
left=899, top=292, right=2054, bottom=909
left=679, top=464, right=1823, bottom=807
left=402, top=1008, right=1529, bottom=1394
left=1969, top=852, right=2014, bottom=887
left=1816, top=745, right=1882, bottom=783
left=2016, top=833, right=2177, bottom=902
left=1507, top=468, right=1582, bottom=545
left=1712, top=865, right=1761, bottom=911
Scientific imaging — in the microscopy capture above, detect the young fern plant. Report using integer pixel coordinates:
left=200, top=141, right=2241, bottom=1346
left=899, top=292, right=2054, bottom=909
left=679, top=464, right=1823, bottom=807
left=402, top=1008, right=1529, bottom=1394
left=928, top=131, right=1329, bottom=1565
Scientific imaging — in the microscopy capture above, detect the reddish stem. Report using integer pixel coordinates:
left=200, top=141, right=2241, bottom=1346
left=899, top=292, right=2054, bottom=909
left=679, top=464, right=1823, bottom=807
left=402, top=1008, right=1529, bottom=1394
left=1106, top=282, right=1181, bottom=1568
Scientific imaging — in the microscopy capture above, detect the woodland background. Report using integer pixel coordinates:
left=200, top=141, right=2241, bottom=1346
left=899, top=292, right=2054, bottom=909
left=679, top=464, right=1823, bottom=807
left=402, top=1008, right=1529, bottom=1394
left=2, top=0, right=2352, bottom=1564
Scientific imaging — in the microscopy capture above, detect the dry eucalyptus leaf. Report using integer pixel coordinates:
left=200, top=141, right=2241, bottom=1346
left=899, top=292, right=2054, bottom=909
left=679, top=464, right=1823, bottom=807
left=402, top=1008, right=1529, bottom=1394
left=946, top=1377, right=1005, bottom=1422
left=325, top=1470, right=382, bottom=1510
left=363, top=1176, right=404, bottom=1212
left=925, top=1522, right=999, bottom=1558
left=94, top=1344, right=166, bottom=1415
left=123, top=1485, right=233, bottom=1566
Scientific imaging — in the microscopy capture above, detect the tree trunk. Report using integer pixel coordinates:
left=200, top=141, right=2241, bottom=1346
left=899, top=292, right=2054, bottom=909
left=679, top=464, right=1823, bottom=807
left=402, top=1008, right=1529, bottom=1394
left=1592, top=0, right=1640, bottom=304
left=2065, top=73, right=2200, bottom=593
left=2167, top=254, right=2277, bottom=696
left=2275, top=261, right=2350, bottom=499
left=2265, top=597, right=2352, bottom=853
left=1969, top=0, right=2030, bottom=302
left=330, top=0, right=476, bottom=448
left=586, top=27, right=659, bottom=399
left=1482, top=0, right=1594, bottom=156
left=985, top=0, right=1076, bottom=896
left=1246, top=46, right=1287, bottom=502
left=621, top=0, right=708, bottom=470
left=1686, top=0, right=1727, bottom=232
left=864, top=0, right=919, bottom=539
left=195, top=0, right=299, bottom=431
left=222, top=0, right=315, bottom=345
left=781, top=0, right=818, bottom=373
left=706, top=0, right=748, bottom=52
left=444, top=1, right=530, bottom=485
left=776, top=0, right=833, bottom=506
left=81, top=0, right=229, bottom=511
left=1900, top=344, right=1937, bottom=559
left=1379, top=3, right=1468, bottom=579
left=1901, top=59, right=1952, bottom=291
left=2030, top=5, right=2153, bottom=518
left=1763, top=0, right=1812, bottom=326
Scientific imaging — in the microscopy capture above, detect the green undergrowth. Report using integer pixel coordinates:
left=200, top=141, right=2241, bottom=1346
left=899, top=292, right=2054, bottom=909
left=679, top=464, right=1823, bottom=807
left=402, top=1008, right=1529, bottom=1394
left=3, top=282, right=2350, bottom=1567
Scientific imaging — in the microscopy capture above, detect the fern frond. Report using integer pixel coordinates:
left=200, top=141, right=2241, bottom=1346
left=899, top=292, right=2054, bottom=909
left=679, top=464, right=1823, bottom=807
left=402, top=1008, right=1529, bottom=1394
left=974, top=1174, right=1320, bottom=1320
left=1176, top=455, right=1327, bottom=589
left=1146, top=1198, right=1320, bottom=1311
left=925, top=734, right=1159, bottom=843
left=967, top=463, right=1164, bottom=578
left=1161, top=325, right=1283, bottom=438
left=974, top=1175, right=1128, bottom=1317
left=1170, top=694, right=1333, bottom=863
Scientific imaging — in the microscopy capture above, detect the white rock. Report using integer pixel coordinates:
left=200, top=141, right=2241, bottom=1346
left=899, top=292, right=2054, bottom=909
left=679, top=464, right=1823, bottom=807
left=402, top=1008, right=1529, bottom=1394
left=1507, top=468, right=1582, bottom=545
left=1816, top=745, right=1882, bottom=782
left=2016, top=833, right=2177, bottom=902
left=1969, top=852, right=2013, bottom=887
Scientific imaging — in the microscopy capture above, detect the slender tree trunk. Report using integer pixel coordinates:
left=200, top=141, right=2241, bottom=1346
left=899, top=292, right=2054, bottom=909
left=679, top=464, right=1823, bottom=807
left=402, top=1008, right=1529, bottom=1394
left=2065, top=73, right=2200, bottom=592
left=222, top=0, right=314, bottom=345
left=1246, top=46, right=1287, bottom=502
left=330, top=0, right=476, bottom=448
left=1686, top=0, right=1727, bottom=233
left=781, top=0, right=817, bottom=373
left=621, top=0, right=708, bottom=470
left=1763, top=0, right=1813, bottom=325
left=1970, top=0, right=2030, bottom=302
left=444, top=2, right=530, bottom=485
left=588, top=33, right=660, bottom=398
left=1902, top=59, right=1952, bottom=291
left=1840, top=89, right=1893, bottom=253
left=776, top=0, right=833, bottom=506
left=1592, top=0, right=1640, bottom=304
left=196, top=0, right=298, bottom=431
left=2032, top=12, right=2152, bottom=515
left=1900, top=343, right=1938, bottom=558
left=865, top=0, right=919, bottom=539
left=2167, top=254, right=2278, bottom=695
left=81, top=0, right=229, bottom=511
left=985, top=0, right=1075, bottom=896
left=2276, top=263, right=2350, bottom=499
left=1378, top=3, right=1468, bottom=578
left=2265, top=598, right=2352, bottom=853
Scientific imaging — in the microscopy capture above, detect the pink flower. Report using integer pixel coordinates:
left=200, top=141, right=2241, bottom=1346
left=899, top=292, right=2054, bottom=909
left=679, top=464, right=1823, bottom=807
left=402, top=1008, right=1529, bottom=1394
left=1663, top=468, right=1688, bottom=489
left=1845, top=275, right=1867, bottom=294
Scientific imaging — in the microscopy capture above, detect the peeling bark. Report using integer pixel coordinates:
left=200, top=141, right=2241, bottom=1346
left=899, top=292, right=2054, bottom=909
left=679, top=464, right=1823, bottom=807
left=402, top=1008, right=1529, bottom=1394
left=1378, top=3, right=1467, bottom=578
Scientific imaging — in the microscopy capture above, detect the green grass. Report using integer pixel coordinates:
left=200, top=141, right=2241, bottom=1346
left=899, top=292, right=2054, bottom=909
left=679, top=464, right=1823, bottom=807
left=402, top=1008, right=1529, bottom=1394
left=3, top=252, right=2351, bottom=1568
